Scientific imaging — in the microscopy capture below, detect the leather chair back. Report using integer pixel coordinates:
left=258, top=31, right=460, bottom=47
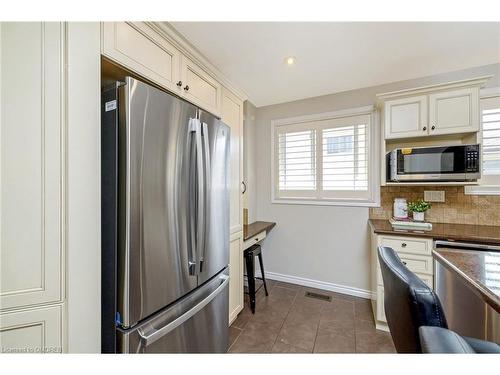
left=377, top=246, right=448, bottom=353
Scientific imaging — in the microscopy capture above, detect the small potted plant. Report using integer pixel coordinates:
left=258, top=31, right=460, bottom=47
left=407, top=200, right=431, bottom=222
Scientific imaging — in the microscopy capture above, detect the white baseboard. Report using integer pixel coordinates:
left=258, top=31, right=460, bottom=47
left=255, top=270, right=373, bottom=300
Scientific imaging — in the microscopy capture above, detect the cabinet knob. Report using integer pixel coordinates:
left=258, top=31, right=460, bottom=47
left=401, top=243, right=407, bottom=248
left=176, top=81, right=182, bottom=87
left=423, top=127, right=427, bottom=131
left=184, top=85, right=189, bottom=91
left=431, top=125, right=436, bottom=130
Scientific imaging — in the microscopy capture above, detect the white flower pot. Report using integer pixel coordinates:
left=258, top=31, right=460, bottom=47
left=413, top=211, right=425, bottom=222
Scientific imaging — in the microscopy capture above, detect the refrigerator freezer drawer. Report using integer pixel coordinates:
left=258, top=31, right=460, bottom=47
left=117, top=268, right=229, bottom=353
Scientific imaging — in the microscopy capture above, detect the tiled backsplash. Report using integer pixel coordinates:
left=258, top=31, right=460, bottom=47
left=369, top=186, right=500, bottom=226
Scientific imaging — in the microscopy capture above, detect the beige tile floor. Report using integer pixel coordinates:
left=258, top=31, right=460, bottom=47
left=228, top=279, right=396, bottom=353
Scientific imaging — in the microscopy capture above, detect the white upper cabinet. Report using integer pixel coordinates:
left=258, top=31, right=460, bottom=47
left=379, top=77, right=488, bottom=140
left=1, top=22, right=64, bottom=311
left=428, top=87, right=479, bottom=135
left=102, top=22, right=181, bottom=92
left=385, top=95, right=428, bottom=139
left=180, top=56, right=222, bottom=116
left=102, top=22, right=227, bottom=117
left=221, top=87, right=244, bottom=234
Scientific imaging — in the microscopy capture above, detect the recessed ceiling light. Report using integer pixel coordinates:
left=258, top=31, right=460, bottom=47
left=284, top=56, right=296, bottom=66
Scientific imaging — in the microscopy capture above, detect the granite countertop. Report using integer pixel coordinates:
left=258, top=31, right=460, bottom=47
left=243, top=221, right=276, bottom=241
left=369, top=219, right=500, bottom=245
left=433, top=248, right=500, bottom=313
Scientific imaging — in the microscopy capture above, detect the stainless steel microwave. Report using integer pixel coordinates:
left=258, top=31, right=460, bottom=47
left=387, top=144, right=480, bottom=182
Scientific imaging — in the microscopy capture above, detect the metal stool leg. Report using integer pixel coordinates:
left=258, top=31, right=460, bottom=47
left=245, top=250, right=256, bottom=314
left=257, top=252, right=269, bottom=296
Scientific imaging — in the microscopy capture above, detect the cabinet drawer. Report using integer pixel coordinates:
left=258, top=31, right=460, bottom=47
left=243, top=230, right=266, bottom=250
left=399, top=254, right=433, bottom=275
left=379, top=235, right=431, bottom=256
left=377, top=253, right=433, bottom=276
left=102, top=22, right=180, bottom=91
left=377, top=266, right=433, bottom=287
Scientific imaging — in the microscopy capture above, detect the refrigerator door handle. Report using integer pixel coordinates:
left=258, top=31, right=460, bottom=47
left=137, top=274, right=229, bottom=347
left=194, top=120, right=205, bottom=275
left=187, top=118, right=201, bottom=275
left=199, top=122, right=211, bottom=272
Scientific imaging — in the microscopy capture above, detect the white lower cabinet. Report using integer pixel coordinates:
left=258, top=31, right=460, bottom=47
left=371, top=233, right=434, bottom=331
left=376, top=287, right=387, bottom=323
left=0, top=305, right=62, bottom=353
left=229, top=232, right=244, bottom=324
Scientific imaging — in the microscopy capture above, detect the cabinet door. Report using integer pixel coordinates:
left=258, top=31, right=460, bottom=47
left=429, top=87, right=479, bottom=135
left=228, top=233, right=244, bottom=324
left=0, top=305, right=62, bottom=353
left=1, top=23, right=63, bottom=310
left=385, top=95, right=428, bottom=139
left=102, top=22, right=180, bottom=92
left=180, top=56, right=222, bottom=116
left=221, top=87, right=244, bottom=234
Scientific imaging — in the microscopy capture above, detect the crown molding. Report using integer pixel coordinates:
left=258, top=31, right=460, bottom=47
left=376, top=75, right=493, bottom=101
left=146, top=22, right=249, bottom=102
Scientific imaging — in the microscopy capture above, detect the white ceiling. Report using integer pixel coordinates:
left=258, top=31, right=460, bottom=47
left=171, top=22, right=500, bottom=107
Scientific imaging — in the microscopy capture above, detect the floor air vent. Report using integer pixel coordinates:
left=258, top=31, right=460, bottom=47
left=304, top=291, right=332, bottom=302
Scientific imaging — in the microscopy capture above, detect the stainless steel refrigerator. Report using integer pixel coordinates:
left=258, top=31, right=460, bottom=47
left=101, top=77, right=230, bottom=353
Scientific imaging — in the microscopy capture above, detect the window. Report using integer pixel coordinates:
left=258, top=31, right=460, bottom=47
left=326, top=135, right=353, bottom=154
left=272, top=107, right=379, bottom=206
left=466, top=93, right=500, bottom=195
left=278, top=129, right=316, bottom=191
left=481, top=96, right=500, bottom=179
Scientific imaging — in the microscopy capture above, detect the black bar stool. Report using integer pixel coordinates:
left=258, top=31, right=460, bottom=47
left=244, top=244, right=269, bottom=314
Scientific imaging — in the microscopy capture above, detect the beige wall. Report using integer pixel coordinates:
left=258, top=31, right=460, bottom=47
left=252, top=63, right=500, bottom=296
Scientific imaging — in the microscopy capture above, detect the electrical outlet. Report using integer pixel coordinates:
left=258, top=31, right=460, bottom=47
left=424, top=190, right=445, bottom=203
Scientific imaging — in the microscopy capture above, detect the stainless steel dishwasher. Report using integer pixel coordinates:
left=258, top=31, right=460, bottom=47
left=434, top=240, right=500, bottom=343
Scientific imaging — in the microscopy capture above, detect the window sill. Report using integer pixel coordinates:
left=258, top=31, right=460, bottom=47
left=464, top=185, right=500, bottom=196
left=271, top=198, right=380, bottom=208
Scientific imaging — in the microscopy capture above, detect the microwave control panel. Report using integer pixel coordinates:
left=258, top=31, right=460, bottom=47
left=465, top=145, right=480, bottom=172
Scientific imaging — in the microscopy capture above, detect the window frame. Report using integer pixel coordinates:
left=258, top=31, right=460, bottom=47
left=271, top=105, right=380, bottom=207
left=465, top=87, right=500, bottom=196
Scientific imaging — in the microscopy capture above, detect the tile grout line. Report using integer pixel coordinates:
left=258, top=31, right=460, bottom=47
left=268, top=287, right=300, bottom=352
left=311, top=298, right=328, bottom=353
left=227, top=326, right=244, bottom=353
left=353, top=303, right=358, bottom=353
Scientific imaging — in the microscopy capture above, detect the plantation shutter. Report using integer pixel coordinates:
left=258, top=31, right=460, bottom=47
left=481, top=96, right=500, bottom=177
